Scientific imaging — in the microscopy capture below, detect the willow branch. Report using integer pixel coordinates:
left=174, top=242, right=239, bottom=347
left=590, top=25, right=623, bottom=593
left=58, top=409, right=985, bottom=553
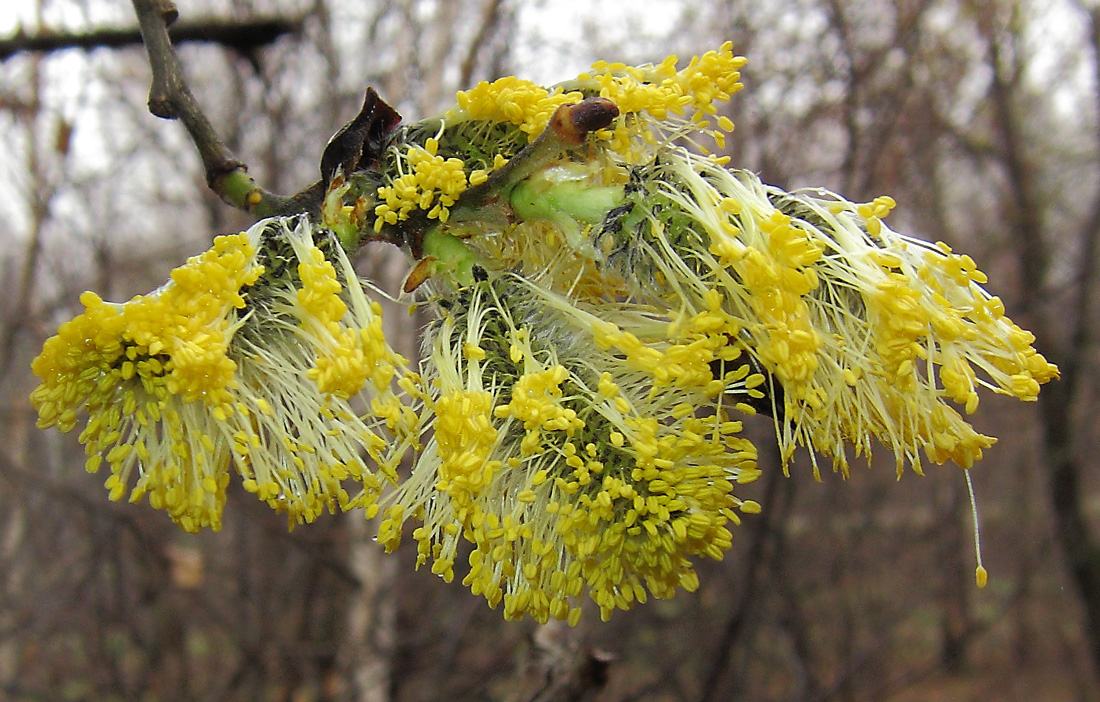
left=130, top=0, right=310, bottom=217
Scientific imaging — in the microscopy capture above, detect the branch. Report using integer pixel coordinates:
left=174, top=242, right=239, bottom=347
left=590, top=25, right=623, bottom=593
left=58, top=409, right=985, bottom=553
left=0, top=17, right=300, bottom=61
left=459, top=0, right=506, bottom=88
left=130, top=0, right=307, bottom=217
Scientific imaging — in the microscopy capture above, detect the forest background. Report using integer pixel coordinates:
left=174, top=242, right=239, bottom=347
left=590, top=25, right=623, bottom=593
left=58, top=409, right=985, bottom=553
left=1, top=0, right=1098, bottom=700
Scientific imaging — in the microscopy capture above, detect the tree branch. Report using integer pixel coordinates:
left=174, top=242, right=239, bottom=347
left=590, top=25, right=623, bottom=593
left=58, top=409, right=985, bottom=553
left=0, top=17, right=300, bottom=61
left=130, top=0, right=307, bottom=217
left=459, top=0, right=506, bottom=88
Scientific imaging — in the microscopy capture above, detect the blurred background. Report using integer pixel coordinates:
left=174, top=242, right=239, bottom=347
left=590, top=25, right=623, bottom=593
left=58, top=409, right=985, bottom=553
left=1, top=0, right=1098, bottom=700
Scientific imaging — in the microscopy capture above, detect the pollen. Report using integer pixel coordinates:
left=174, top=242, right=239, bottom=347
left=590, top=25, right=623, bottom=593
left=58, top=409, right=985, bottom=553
left=32, top=217, right=419, bottom=532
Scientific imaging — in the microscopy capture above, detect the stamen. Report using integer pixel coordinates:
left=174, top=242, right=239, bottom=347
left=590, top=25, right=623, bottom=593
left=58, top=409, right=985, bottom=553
left=965, top=468, right=988, bottom=588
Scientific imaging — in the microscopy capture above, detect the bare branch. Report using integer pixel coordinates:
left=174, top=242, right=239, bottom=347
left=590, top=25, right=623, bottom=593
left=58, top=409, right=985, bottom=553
left=0, top=17, right=300, bottom=61
left=459, top=0, right=506, bottom=87
left=130, top=0, right=306, bottom=217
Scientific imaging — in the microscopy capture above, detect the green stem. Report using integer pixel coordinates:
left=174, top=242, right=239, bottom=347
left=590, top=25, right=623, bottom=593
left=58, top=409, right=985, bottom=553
left=421, top=228, right=484, bottom=288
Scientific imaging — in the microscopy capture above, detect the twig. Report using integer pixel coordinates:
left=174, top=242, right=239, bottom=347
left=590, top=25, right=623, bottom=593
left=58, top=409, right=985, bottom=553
left=0, top=18, right=300, bottom=61
left=458, top=0, right=506, bottom=88
left=130, top=0, right=305, bottom=217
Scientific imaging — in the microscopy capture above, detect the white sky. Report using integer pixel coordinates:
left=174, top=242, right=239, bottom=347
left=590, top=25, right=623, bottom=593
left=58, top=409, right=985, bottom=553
left=512, top=0, right=684, bottom=84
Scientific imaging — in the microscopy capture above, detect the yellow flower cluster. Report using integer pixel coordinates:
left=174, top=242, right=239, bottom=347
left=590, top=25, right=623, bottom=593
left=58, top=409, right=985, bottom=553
left=373, top=137, right=491, bottom=231
left=31, top=217, right=417, bottom=531
left=494, top=365, right=586, bottom=455
left=570, top=41, right=746, bottom=157
left=433, top=389, right=501, bottom=503
left=31, top=233, right=261, bottom=530
left=453, top=77, right=584, bottom=138
left=376, top=276, right=760, bottom=623
left=600, top=152, right=1057, bottom=475
left=448, top=41, right=745, bottom=151
left=722, top=212, right=823, bottom=394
